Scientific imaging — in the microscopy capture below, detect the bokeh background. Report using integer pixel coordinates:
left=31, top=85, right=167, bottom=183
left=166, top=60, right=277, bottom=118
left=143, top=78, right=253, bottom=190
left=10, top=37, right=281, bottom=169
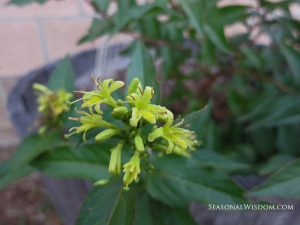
left=1, top=0, right=300, bottom=224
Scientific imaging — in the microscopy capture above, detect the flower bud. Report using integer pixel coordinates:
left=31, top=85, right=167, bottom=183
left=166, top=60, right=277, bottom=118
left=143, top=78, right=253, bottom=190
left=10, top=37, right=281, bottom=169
left=134, top=134, right=144, bottom=152
left=116, top=99, right=123, bottom=106
left=94, top=179, right=109, bottom=186
left=113, top=106, right=128, bottom=116
left=109, top=141, right=124, bottom=176
left=95, top=128, right=121, bottom=142
left=127, top=78, right=140, bottom=95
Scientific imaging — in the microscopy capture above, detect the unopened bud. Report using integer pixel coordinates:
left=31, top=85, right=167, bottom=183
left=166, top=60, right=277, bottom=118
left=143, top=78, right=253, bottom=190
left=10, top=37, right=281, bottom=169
left=113, top=106, right=128, bottom=116
left=94, top=179, right=109, bottom=186
left=66, top=101, right=71, bottom=107
left=109, top=141, right=124, bottom=176
left=95, top=129, right=121, bottom=142
left=127, top=78, right=140, bottom=95
left=116, top=99, right=123, bottom=106
left=153, top=144, right=167, bottom=152
left=123, top=186, right=130, bottom=191
left=134, top=135, right=144, bottom=152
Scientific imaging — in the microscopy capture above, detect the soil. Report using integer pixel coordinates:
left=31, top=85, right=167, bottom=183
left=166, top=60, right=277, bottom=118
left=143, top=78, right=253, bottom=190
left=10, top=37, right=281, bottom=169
left=0, top=146, right=65, bottom=225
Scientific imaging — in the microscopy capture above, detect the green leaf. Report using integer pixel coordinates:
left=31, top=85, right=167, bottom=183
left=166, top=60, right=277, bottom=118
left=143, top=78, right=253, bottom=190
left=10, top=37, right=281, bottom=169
left=92, top=0, right=109, bottom=13
left=278, top=40, right=300, bottom=86
left=259, top=154, right=295, bottom=175
left=112, top=3, right=183, bottom=35
left=251, top=127, right=276, bottom=157
left=134, top=190, right=197, bottom=225
left=126, top=41, right=160, bottom=104
left=204, top=6, right=233, bottom=54
left=276, top=125, right=300, bottom=156
left=248, top=158, right=300, bottom=198
left=79, top=19, right=112, bottom=44
left=8, top=0, right=49, bottom=6
left=146, top=155, right=250, bottom=207
left=48, top=55, right=75, bottom=93
left=32, top=143, right=114, bottom=181
left=204, top=119, right=221, bottom=151
left=117, top=0, right=136, bottom=12
left=0, top=132, right=60, bottom=189
left=188, top=101, right=212, bottom=139
left=177, top=103, right=209, bottom=128
left=177, top=0, right=204, bottom=37
left=192, top=149, right=248, bottom=173
left=241, top=47, right=264, bottom=72
left=0, top=161, right=35, bottom=189
left=219, top=5, right=249, bottom=25
left=76, top=177, right=140, bottom=225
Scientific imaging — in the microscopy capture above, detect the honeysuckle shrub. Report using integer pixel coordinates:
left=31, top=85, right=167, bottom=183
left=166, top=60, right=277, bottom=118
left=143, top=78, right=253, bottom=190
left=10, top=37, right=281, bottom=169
left=3, top=0, right=300, bottom=224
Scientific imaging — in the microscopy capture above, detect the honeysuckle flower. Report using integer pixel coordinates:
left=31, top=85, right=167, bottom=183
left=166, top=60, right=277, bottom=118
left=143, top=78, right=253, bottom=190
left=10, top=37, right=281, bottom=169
left=68, top=74, right=124, bottom=113
left=109, top=141, right=125, bottom=176
left=126, top=86, right=167, bottom=127
left=65, top=108, right=117, bottom=142
left=123, top=151, right=141, bottom=189
left=148, top=110, right=196, bottom=154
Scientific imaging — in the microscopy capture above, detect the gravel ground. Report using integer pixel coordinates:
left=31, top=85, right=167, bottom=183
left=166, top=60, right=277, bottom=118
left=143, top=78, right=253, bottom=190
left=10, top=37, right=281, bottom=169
left=0, top=146, right=65, bottom=225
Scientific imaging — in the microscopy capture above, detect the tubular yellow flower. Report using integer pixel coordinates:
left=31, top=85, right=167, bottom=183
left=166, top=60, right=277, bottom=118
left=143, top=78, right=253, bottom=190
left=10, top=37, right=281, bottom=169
left=68, top=74, right=124, bottom=113
left=126, top=86, right=167, bottom=127
left=65, top=108, right=117, bottom=142
left=109, top=141, right=125, bottom=176
left=148, top=110, right=196, bottom=154
left=123, top=151, right=141, bottom=188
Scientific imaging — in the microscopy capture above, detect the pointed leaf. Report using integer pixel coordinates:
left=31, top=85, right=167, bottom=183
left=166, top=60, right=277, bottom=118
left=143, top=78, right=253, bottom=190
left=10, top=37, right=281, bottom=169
left=76, top=177, right=140, bottom=225
left=248, top=158, right=300, bottom=198
left=177, top=0, right=204, bottom=37
left=48, top=55, right=75, bottom=93
left=134, top=190, right=197, bottom=225
left=259, top=154, right=295, bottom=175
left=192, top=149, right=248, bottom=173
left=278, top=40, right=300, bottom=86
left=32, top=143, right=115, bottom=181
left=146, top=155, right=250, bottom=207
left=126, top=41, right=160, bottom=104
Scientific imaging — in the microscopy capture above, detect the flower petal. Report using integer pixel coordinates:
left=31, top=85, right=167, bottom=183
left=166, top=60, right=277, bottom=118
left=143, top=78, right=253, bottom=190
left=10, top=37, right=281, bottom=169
left=148, top=127, right=164, bottom=142
left=166, top=138, right=174, bottom=154
left=141, top=86, right=153, bottom=107
left=109, top=81, right=125, bottom=94
left=129, top=108, right=142, bottom=127
left=141, top=111, right=156, bottom=124
left=102, top=79, right=113, bottom=93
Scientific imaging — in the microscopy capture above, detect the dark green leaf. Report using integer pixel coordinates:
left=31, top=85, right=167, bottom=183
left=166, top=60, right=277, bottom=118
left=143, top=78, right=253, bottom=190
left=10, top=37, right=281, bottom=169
left=219, top=5, right=249, bottom=25
left=48, top=55, right=75, bottom=93
left=192, top=149, right=248, bottom=173
left=76, top=177, right=140, bottom=225
left=8, top=0, right=49, bottom=6
left=126, top=41, right=160, bottom=104
left=204, top=119, right=221, bottom=151
left=177, top=104, right=209, bottom=128
left=177, top=0, right=204, bottom=37
left=134, top=190, right=197, bottom=225
left=79, top=19, right=112, bottom=44
left=117, top=0, right=136, bottom=12
left=248, top=158, right=300, bottom=198
left=204, top=6, right=233, bottom=54
left=0, top=132, right=60, bottom=189
left=278, top=40, right=300, bottom=86
left=112, top=3, right=183, bottom=35
left=241, top=47, right=264, bottom=72
left=146, top=155, right=250, bottom=207
left=0, top=161, right=35, bottom=189
left=188, top=101, right=212, bottom=140
left=92, top=0, right=109, bottom=13
left=32, top=143, right=114, bottom=181
left=259, top=154, right=295, bottom=175
left=251, top=128, right=276, bottom=157
left=276, top=125, right=300, bottom=156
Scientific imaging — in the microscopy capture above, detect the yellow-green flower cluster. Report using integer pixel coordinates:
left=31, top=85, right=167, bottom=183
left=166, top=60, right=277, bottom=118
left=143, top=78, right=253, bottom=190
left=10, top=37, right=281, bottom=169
left=66, top=75, right=198, bottom=190
left=33, top=83, right=73, bottom=133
